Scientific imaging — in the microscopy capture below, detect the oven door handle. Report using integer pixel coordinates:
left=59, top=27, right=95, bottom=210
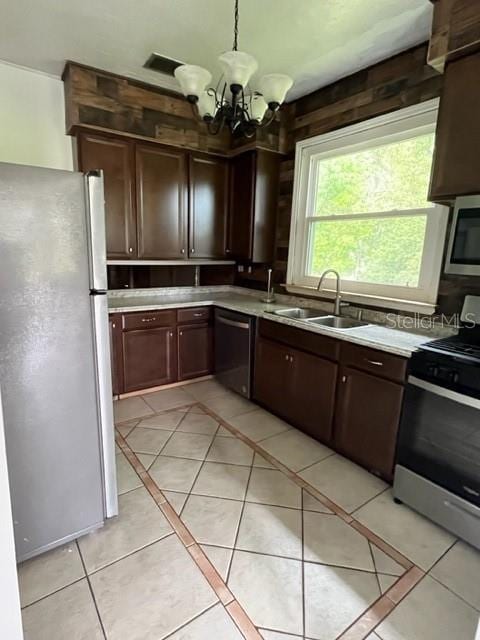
left=409, top=376, right=480, bottom=410
left=444, top=500, right=480, bottom=520
left=216, top=315, right=251, bottom=330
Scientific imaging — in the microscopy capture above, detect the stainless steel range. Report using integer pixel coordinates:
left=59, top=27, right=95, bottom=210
left=394, top=295, right=480, bottom=550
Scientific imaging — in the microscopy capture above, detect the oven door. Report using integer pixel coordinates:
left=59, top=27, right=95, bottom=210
left=397, top=375, right=480, bottom=506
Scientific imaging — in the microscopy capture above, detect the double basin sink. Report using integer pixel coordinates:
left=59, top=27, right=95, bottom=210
left=270, top=307, right=369, bottom=330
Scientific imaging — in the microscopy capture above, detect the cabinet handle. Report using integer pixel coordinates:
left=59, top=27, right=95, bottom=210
left=129, top=247, right=133, bottom=253
left=191, top=248, right=195, bottom=254
left=226, top=248, right=230, bottom=253
left=365, top=359, right=384, bottom=367
left=181, top=248, right=185, bottom=255
left=289, top=356, right=294, bottom=363
left=112, top=323, right=116, bottom=329
left=285, top=354, right=289, bottom=361
left=169, top=332, right=173, bottom=337
left=141, top=317, right=157, bottom=323
left=179, top=331, right=183, bottom=336
left=342, top=375, right=347, bottom=383
left=193, top=312, right=203, bottom=317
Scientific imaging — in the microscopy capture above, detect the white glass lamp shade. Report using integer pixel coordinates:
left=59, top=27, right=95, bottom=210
left=197, top=91, right=217, bottom=119
left=174, top=65, right=212, bottom=99
left=248, top=94, right=268, bottom=123
left=259, top=73, right=293, bottom=106
left=218, top=51, right=258, bottom=89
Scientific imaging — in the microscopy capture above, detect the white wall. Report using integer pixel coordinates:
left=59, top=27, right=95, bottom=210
left=0, top=389, right=23, bottom=639
left=0, top=60, right=73, bottom=170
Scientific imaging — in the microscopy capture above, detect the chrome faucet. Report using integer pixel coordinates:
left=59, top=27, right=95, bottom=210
left=317, top=269, right=347, bottom=316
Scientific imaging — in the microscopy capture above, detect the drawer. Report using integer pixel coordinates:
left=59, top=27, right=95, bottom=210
left=258, top=319, right=340, bottom=362
left=122, top=310, right=176, bottom=331
left=177, top=307, right=211, bottom=324
left=340, top=342, right=407, bottom=383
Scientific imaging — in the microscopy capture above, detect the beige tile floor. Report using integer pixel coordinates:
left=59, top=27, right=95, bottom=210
left=18, top=378, right=480, bottom=640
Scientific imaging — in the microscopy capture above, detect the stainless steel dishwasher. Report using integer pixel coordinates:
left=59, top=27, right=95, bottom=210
left=214, top=308, right=255, bottom=398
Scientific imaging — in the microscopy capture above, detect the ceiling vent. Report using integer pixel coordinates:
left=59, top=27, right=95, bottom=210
left=143, top=53, right=184, bottom=76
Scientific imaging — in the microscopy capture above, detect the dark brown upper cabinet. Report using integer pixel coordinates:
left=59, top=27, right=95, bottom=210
left=77, top=131, right=230, bottom=261
left=429, top=51, right=480, bottom=202
left=136, top=144, right=188, bottom=259
left=228, top=150, right=280, bottom=263
left=77, top=132, right=136, bottom=259
left=189, top=154, right=229, bottom=259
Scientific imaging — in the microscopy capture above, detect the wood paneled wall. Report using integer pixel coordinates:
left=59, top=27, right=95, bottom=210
left=63, top=63, right=231, bottom=154
left=428, top=0, right=480, bottom=71
left=63, top=62, right=285, bottom=156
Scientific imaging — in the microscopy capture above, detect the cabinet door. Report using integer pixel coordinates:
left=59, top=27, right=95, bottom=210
left=189, top=154, right=229, bottom=259
left=78, top=133, right=136, bottom=259
left=289, top=348, right=337, bottom=445
left=254, top=337, right=290, bottom=418
left=109, top=315, right=123, bottom=395
left=228, top=152, right=255, bottom=260
left=430, top=52, right=480, bottom=201
left=177, top=323, right=212, bottom=381
left=136, top=144, right=188, bottom=259
left=122, top=327, right=176, bottom=392
left=335, top=367, right=404, bottom=481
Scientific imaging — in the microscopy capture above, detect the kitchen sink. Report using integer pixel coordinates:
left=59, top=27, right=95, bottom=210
left=306, top=315, right=369, bottom=329
left=271, top=307, right=327, bottom=320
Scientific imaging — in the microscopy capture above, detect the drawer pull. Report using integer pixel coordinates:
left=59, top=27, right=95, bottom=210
left=365, top=359, right=384, bottom=367
left=141, top=317, right=157, bottom=323
left=285, top=354, right=289, bottom=361
left=193, top=312, right=204, bottom=317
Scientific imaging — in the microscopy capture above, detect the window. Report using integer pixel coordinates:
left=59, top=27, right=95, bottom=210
left=287, top=100, right=448, bottom=313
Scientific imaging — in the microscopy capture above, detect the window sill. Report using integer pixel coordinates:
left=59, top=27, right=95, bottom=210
left=284, top=284, right=437, bottom=316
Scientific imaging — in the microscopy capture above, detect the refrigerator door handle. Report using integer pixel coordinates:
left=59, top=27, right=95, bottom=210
left=91, top=294, right=118, bottom=518
left=85, top=171, right=108, bottom=292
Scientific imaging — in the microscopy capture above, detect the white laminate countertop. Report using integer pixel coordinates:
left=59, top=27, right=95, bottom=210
left=108, top=286, right=433, bottom=357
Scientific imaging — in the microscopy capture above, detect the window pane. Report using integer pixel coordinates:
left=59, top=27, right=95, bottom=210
left=314, top=134, right=434, bottom=216
left=307, top=216, right=427, bottom=287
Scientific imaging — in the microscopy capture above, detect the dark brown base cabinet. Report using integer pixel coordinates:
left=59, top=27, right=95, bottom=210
left=334, top=367, right=404, bottom=481
left=110, top=308, right=212, bottom=395
left=255, top=336, right=337, bottom=444
left=254, top=319, right=407, bottom=482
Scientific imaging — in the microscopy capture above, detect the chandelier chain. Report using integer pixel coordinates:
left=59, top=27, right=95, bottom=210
left=233, top=0, right=239, bottom=51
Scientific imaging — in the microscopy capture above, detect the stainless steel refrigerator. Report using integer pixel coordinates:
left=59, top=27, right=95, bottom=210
left=0, top=162, right=118, bottom=562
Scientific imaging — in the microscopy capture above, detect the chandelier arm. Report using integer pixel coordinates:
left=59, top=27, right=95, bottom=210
left=258, top=109, right=277, bottom=128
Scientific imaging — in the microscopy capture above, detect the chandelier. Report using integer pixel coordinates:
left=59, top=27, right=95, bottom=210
left=174, top=0, right=293, bottom=138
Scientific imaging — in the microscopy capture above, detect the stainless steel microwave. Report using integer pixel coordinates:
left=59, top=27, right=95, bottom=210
left=445, top=195, right=480, bottom=276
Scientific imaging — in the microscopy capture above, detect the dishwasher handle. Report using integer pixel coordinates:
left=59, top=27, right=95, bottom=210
left=216, top=315, right=251, bottom=330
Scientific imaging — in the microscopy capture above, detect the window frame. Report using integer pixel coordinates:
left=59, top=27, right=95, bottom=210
left=287, top=99, right=448, bottom=315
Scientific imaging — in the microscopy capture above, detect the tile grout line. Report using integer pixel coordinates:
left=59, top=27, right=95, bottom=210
left=368, top=540, right=383, bottom=597
left=115, top=420, right=263, bottom=640
left=176, top=417, right=228, bottom=518
left=224, top=451, right=256, bottom=586
left=116, top=393, right=434, bottom=640
left=19, top=575, right=87, bottom=611
left=197, top=401, right=428, bottom=639
left=199, top=402, right=415, bottom=571
left=75, top=540, right=108, bottom=640
left=301, top=485, right=306, bottom=639
left=123, top=404, right=194, bottom=471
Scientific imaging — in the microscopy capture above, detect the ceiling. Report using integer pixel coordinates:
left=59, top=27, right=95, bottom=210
left=0, top=0, right=432, bottom=101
